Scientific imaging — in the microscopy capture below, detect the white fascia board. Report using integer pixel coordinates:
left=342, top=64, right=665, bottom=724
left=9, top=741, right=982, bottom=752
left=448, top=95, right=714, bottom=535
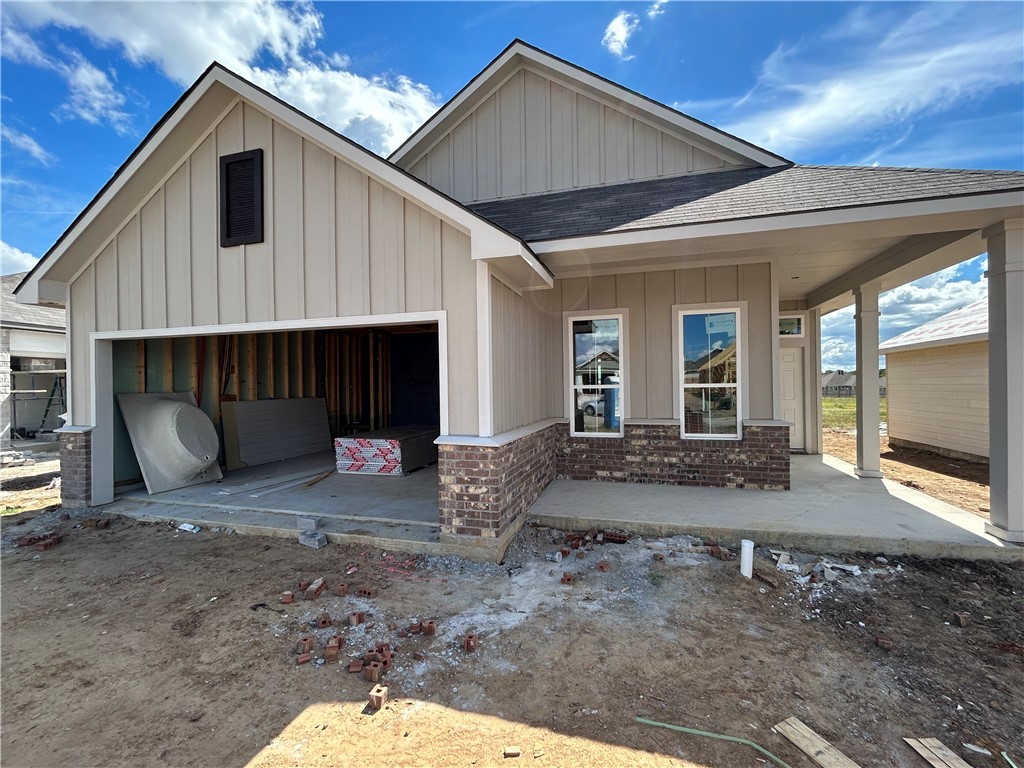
left=471, top=235, right=553, bottom=289
left=218, top=70, right=524, bottom=258
left=528, top=191, right=1024, bottom=255
left=15, top=277, right=67, bottom=307
left=881, top=332, right=988, bottom=355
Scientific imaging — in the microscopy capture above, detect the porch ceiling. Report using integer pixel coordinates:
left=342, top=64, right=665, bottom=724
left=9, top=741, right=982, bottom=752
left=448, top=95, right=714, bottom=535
left=529, top=199, right=1021, bottom=312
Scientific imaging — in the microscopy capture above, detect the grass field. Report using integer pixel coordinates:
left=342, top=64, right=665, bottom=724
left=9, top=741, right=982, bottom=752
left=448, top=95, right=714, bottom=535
left=822, top=396, right=888, bottom=430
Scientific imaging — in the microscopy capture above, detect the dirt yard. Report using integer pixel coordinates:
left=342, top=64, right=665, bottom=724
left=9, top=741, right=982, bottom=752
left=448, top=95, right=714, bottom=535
left=2, top=507, right=1021, bottom=768
left=823, top=431, right=990, bottom=519
left=0, top=452, right=62, bottom=518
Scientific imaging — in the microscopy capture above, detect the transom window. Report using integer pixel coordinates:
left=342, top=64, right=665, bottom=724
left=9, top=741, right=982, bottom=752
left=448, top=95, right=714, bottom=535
left=679, top=308, right=742, bottom=439
left=567, top=313, right=624, bottom=437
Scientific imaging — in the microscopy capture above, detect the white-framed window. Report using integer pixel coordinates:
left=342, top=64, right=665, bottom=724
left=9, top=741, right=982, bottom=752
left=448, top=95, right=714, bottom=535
left=565, top=311, right=625, bottom=437
left=779, top=314, right=805, bottom=337
left=678, top=306, right=743, bottom=439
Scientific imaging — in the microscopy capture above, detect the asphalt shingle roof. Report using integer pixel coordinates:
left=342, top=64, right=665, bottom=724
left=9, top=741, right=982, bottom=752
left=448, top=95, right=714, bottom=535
left=1, top=272, right=66, bottom=331
left=469, top=165, right=1024, bottom=242
left=880, top=298, right=988, bottom=351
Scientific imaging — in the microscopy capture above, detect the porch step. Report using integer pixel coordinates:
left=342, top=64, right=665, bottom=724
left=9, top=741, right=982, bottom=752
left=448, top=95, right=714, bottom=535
left=107, top=499, right=445, bottom=554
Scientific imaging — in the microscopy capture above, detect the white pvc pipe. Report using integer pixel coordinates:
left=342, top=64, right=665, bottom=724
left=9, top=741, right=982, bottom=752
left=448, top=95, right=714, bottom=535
left=740, top=539, right=754, bottom=579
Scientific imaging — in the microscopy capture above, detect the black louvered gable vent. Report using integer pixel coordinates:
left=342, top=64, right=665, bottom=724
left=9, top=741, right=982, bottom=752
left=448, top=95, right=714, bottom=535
left=220, top=148, right=264, bottom=247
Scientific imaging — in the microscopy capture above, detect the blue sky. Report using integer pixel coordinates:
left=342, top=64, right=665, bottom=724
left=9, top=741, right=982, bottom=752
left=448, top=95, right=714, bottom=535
left=1, top=1, right=1021, bottom=369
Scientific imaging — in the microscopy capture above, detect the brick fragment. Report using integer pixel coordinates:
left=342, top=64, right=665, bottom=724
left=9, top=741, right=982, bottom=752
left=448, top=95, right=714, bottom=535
left=875, top=635, right=894, bottom=651
left=504, top=746, right=522, bottom=758
left=602, top=531, right=629, bottom=544
left=332, top=583, right=348, bottom=597
left=368, top=684, right=388, bottom=709
left=575, top=551, right=585, bottom=560
left=357, top=586, right=379, bottom=599
left=409, top=622, right=422, bottom=634
left=422, top=620, right=436, bottom=636
left=953, top=612, right=971, bottom=628
left=296, top=653, right=312, bottom=665
left=298, top=579, right=311, bottom=591
left=348, top=660, right=364, bottom=673
left=296, top=635, right=314, bottom=654
left=348, top=611, right=365, bottom=626
left=597, top=561, right=610, bottom=572
left=324, top=645, right=339, bottom=663
left=560, top=572, right=575, bottom=585
left=316, top=613, right=332, bottom=629
left=303, top=577, right=326, bottom=601
left=280, top=591, right=294, bottom=604
left=652, top=553, right=665, bottom=562
left=464, top=633, right=478, bottom=652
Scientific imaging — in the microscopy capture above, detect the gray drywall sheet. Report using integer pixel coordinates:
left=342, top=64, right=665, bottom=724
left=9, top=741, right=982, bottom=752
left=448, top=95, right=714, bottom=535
left=116, top=393, right=224, bottom=494
left=221, top=398, right=332, bottom=471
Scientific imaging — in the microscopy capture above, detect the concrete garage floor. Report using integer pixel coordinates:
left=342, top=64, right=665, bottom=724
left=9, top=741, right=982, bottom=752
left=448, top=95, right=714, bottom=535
left=531, top=454, right=1019, bottom=561
left=112, top=451, right=444, bottom=552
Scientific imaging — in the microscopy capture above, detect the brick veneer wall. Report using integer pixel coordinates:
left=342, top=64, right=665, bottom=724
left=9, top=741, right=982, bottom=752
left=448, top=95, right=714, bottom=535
left=556, top=423, right=790, bottom=490
left=58, top=428, right=93, bottom=508
left=437, top=424, right=559, bottom=539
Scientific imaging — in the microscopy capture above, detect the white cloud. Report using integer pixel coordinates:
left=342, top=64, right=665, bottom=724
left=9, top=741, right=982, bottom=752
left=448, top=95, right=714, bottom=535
left=820, top=254, right=988, bottom=370
left=0, top=124, right=56, bottom=166
left=602, top=11, right=640, bottom=60
left=715, top=4, right=1023, bottom=161
left=1, top=241, right=39, bottom=274
left=53, top=50, right=132, bottom=135
left=647, top=0, right=668, bottom=20
left=1, top=1, right=440, bottom=154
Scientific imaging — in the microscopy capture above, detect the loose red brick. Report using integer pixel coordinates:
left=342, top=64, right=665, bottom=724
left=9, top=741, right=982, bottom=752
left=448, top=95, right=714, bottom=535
left=953, top=612, right=972, bottom=628
left=303, top=577, right=326, bottom=601
left=597, top=561, right=610, bottom=572
left=875, top=635, right=894, bottom=651
left=348, top=611, right=365, bottom=626
left=422, top=620, right=436, bottom=636
left=332, top=583, right=349, bottom=597
left=652, top=553, right=665, bottom=562
left=464, top=633, right=478, bottom=652
left=324, top=645, right=339, bottom=663
left=560, top=572, right=575, bottom=585
left=280, top=591, right=294, bottom=605
left=298, top=579, right=311, bottom=591
left=362, top=661, right=383, bottom=682
left=316, top=613, right=332, bottom=629
left=357, top=586, right=379, bottom=599
left=348, top=660, right=364, bottom=673
left=559, top=547, right=571, bottom=557
left=368, top=684, right=388, bottom=709
left=409, top=622, right=422, bottom=634
left=296, top=653, right=313, bottom=665
left=296, top=635, right=314, bottom=654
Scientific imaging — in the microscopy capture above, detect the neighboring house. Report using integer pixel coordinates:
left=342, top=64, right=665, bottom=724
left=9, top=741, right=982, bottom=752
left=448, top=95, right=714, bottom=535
left=820, top=371, right=887, bottom=398
left=880, top=298, right=989, bottom=462
left=1, top=272, right=67, bottom=448
left=15, top=40, right=1024, bottom=553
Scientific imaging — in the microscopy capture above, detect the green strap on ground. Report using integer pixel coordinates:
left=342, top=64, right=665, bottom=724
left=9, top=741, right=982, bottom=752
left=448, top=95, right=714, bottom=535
left=635, top=716, right=795, bottom=768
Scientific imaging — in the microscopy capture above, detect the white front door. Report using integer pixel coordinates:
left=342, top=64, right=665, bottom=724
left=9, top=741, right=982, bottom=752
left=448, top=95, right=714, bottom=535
left=780, top=347, right=805, bottom=451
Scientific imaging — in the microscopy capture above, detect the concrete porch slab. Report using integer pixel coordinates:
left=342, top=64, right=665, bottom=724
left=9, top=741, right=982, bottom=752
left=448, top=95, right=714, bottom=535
left=529, top=454, right=1022, bottom=562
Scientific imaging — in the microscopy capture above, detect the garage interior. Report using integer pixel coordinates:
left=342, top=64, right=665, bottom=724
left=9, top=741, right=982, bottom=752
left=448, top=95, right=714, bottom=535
left=113, top=323, right=442, bottom=531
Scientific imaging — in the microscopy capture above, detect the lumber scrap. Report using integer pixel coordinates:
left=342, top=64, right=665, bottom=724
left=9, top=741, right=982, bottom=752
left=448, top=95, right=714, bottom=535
left=773, top=717, right=861, bottom=768
left=903, top=738, right=973, bottom=768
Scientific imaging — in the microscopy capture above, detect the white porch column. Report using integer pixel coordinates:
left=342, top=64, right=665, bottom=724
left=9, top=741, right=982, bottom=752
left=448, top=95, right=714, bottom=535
left=854, top=281, right=883, bottom=478
left=984, top=219, right=1024, bottom=543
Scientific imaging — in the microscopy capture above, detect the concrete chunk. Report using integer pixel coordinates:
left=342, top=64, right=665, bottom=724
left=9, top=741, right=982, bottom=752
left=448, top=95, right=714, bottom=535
left=297, top=516, right=320, bottom=531
left=299, top=531, right=328, bottom=549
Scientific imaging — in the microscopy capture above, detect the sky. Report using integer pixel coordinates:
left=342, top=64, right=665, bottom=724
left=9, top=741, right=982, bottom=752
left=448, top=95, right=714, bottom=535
left=1, top=1, right=1021, bottom=370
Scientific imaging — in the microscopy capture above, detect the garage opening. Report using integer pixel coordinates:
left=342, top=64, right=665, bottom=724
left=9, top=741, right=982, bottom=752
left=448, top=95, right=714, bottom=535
left=111, top=323, right=441, bottom=528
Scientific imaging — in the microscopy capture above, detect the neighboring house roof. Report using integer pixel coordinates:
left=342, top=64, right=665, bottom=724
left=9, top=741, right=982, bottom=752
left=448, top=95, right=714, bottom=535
left=575, top=349, right=620, bottom=370
left=880, top=298, right=988, bottom=354
left=1, top=272, right=65, bottom=331
left=822, top=370, right=856, bottom=389
left=469, top=165, right=1024, bottom=242
left=390, top=39, right=788, bottom=170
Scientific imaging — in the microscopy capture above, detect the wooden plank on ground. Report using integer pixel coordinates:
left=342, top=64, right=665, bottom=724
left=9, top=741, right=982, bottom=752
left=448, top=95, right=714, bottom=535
left=774, top=717, right=861, bottom=768
left=906, top=738, right=973, bottom=768
left=904, top=739, right=952, bottom=768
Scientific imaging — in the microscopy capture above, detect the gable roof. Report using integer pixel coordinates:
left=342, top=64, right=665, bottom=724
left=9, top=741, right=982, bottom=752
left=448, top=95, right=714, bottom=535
left=881, top=298, right=988, bottom=354
left=389, top=39, right=788, bottom=170
left=1, top=272, right=65, bottom=331
left=468, top=165, right=1024, bottom=242
left=17, top=61, right=545, bottom=305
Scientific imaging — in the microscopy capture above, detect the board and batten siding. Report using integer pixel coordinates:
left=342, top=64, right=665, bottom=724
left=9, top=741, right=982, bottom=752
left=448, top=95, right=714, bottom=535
left=490, top=276, right=562, bottom=434
left=886, top=342, right=989, bottom=459
left=554, top=263, right=774, bottom=421
left=68, top=100, right=479, bottom=434
left=407, top=68, right=741, bottom=204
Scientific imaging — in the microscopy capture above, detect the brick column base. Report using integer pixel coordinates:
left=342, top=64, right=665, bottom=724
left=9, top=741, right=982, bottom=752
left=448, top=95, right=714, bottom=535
left=437, top=424, right=558, bottom=560
left=58, top=427, right=94, bottom=508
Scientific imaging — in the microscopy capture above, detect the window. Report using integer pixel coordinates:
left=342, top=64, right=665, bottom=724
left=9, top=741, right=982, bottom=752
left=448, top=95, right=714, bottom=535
left=219, top=149, right=264, bottom=247
left=567, top=313, right=624, bottom=437
left=779, top=315, right=804, bottom=337
left=679, top=308, right=742, bottom=439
